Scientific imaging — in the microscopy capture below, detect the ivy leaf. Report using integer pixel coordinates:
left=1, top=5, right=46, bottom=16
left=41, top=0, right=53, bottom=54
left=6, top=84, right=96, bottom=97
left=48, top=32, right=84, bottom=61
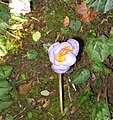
left=85, top=35, right=110, bottom=62
left=86, top=0, right=113, bottom=13
left=69, top=20, right=81, bottom=32
left=0, top=101, right=13, bottom=112
left=0, top=65, right=13, bottom=79
left=71, top=67, right=90, bottom=84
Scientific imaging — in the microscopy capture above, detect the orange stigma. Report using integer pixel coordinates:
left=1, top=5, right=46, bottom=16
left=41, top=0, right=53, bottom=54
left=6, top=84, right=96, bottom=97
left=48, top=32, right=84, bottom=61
left=55, top=44, right=74, bottom=62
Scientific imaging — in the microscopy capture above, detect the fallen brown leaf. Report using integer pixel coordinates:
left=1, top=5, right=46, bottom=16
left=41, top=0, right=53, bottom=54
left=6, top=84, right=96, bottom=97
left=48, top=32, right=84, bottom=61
left=74, top=1, right=100, bottom=24
left=70, top=106, right=76, bottom=114
left=37, top=97, right=50, bottom=108
left=0, top=116, right=2, bottom=120
left=63, top=16, right=70, bottom=27
left=19, top=80, right=32, bottom=94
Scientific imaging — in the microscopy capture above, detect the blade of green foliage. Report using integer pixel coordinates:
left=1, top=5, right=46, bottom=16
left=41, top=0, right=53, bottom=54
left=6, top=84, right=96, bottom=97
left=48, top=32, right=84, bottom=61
left=86, top=0, right=113, bottom=13
left=0, top=101, right=13, bottom=112
left=79, top=87, right=92, bottom=105
left=71, top=67, right=90, bottom=84
left=0, top=65, right=13, bottom=79
left=85, top=35, right=110, bottom=62
left=92, top=101, right=108, bottom=120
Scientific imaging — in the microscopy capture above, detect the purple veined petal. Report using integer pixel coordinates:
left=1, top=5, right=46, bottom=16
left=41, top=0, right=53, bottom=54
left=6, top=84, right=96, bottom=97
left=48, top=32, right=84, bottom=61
left=51, top=64, right=70, bottom=74
left=48, top=42, right=60, bottom=53
left=48, top=42, right=60, bottom=63
left=54, top=42, right=69, bottom=55
left=54, top=53, right=76, bottom=66
left=67, top=39, right=79, bottom=56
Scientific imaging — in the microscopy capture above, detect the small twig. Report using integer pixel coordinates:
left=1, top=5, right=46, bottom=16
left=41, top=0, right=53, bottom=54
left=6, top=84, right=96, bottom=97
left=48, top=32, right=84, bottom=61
left=31, top=17, right=40, bottom=22
left=0, top=1, right=8, bottom=5
left=14, top=107, right=26, bottom=119
left=6, top=31, right=21, bottom=40
left=55, top=33, right=61, bottom=42
left=68, top=77, right=76, bottom=91
left=66, top=78, right=72, bottom=102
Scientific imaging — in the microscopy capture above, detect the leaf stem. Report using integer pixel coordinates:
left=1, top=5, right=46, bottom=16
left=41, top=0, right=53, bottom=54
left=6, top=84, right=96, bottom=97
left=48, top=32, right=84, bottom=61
left=59, top=74, right=64, bottom=115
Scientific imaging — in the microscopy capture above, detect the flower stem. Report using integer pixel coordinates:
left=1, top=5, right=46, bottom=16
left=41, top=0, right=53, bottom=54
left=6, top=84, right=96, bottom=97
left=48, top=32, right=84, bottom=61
left=59, top=74, right=63, bottom=115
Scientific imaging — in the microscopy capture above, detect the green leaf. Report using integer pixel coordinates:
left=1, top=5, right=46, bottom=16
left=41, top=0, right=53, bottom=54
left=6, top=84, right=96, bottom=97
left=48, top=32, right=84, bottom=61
left=10, top=14, right=28, bottom=23
left=0, top=19, right=8, bottom=34
left=0, top=65, right=13, bottom=79
left=92, top=101, right=108, bottom=120
left=0, top=3, right=10, bottom=34
left=0, top=101, right=13, bottom=112
left=0, top=45, right=8, bottom=56
left=27, top=49, right=38, bottom=60
left=110, top=27, right=113, bottom=38
left=91, top=62, right=103, bottom=72
left=0, top=35, right=6, bottom=46
left=27, top=112, right=33, bottom=119
left=85, top=35, right=110, bottom=62
left=71, top=67, right=90, bottom=84
left=0, top=94, right=12, bottom=101
left=69, top=20, right=81, bottom=32
left=0, top=3, right=11, bottom=23
left=79, top=87, right=92, bottom=105
left=86, top=0, right=113, bottom=13
left=5, top=114, right=14, bottom=120
left=0, top=87, right=12, bottom=97
left=32, top=31, right=41, bottom=42
left=0, top=79, right=12, bottom=88
left=108, top=28, right=113, bottom=56
left=43, top=42, right=52, bottom=52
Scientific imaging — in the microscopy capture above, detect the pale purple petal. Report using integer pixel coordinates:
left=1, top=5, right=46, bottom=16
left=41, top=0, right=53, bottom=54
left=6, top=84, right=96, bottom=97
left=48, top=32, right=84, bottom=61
left=48, top=42, right=60, bottom=53
left=51, top=64, right=70, bottom=74
left=48, top=42, right=60, bottom=63
left=54, top=42, right=69, bottom=54
left=67, top=39, right=79, bottom=56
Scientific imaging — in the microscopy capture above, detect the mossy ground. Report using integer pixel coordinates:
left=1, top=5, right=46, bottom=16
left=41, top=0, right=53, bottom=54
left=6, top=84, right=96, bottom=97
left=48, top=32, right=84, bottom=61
left=1, top=0, right=111, bottom=120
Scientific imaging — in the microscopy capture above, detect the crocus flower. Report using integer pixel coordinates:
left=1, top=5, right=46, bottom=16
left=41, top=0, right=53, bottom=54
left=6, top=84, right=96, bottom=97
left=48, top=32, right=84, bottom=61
left=9, top=0, right=31, bottom=15
left=48, top=39, right=79, bottom=74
